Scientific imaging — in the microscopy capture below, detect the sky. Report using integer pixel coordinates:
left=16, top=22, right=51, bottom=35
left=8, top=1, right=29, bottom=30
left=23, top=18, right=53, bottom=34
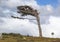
left=36, top=0, right=58, bottom=7
left=0, top=0, right=60, bottom=38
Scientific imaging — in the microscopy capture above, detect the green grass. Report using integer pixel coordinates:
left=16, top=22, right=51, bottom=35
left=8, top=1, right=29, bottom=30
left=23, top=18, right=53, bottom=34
left=0, top=33, right=60, bottom=42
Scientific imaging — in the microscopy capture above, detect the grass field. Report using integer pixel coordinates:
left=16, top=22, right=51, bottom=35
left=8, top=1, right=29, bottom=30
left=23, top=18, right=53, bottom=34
left=0, top=33, right=60, bottom=42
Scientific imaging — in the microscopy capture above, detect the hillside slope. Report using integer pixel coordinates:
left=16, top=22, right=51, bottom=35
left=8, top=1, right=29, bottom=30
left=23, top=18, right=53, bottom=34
left=0, top=33, right=60, bottom=42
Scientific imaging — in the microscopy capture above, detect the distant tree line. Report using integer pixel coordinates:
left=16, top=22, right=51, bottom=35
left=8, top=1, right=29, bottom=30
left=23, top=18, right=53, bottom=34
left=2, top=33, right=21, bottom=36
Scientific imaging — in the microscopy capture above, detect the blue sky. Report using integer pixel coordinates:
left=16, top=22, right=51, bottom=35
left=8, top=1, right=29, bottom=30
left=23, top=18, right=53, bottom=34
left=36, top=0, right=58, bottom=7
left=0, top=0, right=60, bottom=38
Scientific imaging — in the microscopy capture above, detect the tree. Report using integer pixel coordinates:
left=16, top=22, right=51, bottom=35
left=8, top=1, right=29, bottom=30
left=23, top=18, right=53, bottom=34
left=11, top=5, right=42, bottom=37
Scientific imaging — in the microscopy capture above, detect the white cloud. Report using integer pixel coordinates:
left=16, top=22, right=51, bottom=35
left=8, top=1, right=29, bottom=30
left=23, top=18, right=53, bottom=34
left=1, top=16, right=60, bottom=38
left=41, top=16, right=60, bottom=38
left=0, top=0, right=54, bottom=16
left=49, top=16, right=60, bottom=24
left=2, top=0, right=38, bottom=8
left=46, top=5, right=53, bottom=13
left=3, top=9, right=10, bottom=13
left=40, top=5, right=54, bottom=15
left=0, top=0, right=60, bottom=38
left=0, top=18, right=39, bottom=36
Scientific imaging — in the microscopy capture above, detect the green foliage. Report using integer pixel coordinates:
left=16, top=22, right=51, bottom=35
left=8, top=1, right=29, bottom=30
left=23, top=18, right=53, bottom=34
left=0, top=33, right=60, bottom=42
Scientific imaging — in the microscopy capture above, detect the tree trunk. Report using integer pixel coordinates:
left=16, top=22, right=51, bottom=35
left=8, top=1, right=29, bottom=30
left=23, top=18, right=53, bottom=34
left=36, top=15, right=42, bottom=37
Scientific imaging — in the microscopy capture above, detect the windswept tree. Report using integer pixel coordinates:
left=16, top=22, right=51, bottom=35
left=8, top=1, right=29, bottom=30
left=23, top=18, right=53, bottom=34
left=11, top=5, right=42, bottom=37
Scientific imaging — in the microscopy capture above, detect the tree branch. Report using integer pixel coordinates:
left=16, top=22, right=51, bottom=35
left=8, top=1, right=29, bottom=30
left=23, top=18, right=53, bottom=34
left=11, top=16, right=36, bottom=20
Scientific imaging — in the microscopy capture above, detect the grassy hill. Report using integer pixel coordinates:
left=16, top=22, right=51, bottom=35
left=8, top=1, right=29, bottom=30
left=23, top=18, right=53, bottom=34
left=0, top=33, right=60, bottom=42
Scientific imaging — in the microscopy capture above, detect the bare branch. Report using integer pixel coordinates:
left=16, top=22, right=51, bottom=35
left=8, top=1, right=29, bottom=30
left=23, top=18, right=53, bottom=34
left=11, top=16, right=36, bottom=20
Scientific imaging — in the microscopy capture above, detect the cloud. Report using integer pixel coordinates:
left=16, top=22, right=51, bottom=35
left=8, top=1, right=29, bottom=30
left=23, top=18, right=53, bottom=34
left=51, top=7, right=60, bottom=17
left=40, top=5, right=53, bottom=15
left=0, top=0, right=60, bottom=38
left=0, top=0, right=38, bottom=8
left=0, top=18, right=39, bottom=36
left=0, top=16, right=60, bottom=38
left=41, top=16, right=60, bottom=38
